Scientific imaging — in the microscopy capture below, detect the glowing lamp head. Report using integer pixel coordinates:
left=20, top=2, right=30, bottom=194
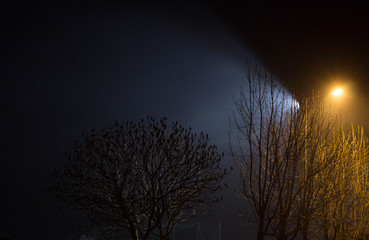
left=331, top=88, right=343, bottom=96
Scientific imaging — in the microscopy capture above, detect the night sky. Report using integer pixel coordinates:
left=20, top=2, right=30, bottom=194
left=2, top=1, right=369, bottom=239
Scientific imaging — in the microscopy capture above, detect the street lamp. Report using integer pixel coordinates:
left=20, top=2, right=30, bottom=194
left=331, top=88, right=343, bottom=96
left=329, top=86, right=350, bottom=127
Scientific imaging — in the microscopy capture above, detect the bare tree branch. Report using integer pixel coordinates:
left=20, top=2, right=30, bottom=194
left=48, top=116, right=229, bottom=240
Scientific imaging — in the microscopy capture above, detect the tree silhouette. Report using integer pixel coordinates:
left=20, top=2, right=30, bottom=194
left=48, top=116, right=228, bottom=240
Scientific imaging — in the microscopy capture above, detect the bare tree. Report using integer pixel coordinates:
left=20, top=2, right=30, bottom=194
left=315, top=126, right=369, bottom=240
left=48, top=116, right=229, bottom=240
left=229, top=61, right=339, bottom=240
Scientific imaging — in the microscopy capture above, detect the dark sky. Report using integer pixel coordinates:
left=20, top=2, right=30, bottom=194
left=214, top=1, right=369, bottom=91
left=2, top=1, right=369, bottom=239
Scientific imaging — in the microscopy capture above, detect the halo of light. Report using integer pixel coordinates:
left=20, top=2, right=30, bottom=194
left=331, top=88, right=343, bottom=96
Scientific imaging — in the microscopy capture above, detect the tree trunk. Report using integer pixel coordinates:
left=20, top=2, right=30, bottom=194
left=277, top=220, right=287, bottom=240
left=301, top=221, right=309, bottom=240
left=257, top=217, right=265, bottom=240
left=257, top=230, right=264, bottom=240
left=302, top=230, right=308, bottom=240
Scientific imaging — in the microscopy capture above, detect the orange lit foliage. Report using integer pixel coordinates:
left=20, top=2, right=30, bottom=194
left=315, top=126, right=369, bottom=240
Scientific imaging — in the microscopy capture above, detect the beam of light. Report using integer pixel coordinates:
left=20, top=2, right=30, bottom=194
left=331, top=88, right=343, bottom=96
left=293, top=99, right=300, bottom=109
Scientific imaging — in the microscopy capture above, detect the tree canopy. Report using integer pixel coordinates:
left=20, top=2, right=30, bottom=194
left=48, top=116, right=229, bottom=240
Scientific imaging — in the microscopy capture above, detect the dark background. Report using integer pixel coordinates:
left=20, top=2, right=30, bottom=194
left=2, top=1, right=369, bottom=239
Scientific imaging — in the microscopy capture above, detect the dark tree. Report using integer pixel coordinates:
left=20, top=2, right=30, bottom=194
left=48, top=116, right=228, bottom=240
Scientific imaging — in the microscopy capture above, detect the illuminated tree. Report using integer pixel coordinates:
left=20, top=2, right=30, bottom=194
left=48, top=116, right=228, bottom=240
left=229, top=60, right=339, bottom=240
left=315, top=126, right=369, bottom=240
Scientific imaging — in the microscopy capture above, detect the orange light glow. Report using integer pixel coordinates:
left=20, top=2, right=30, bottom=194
left=331, top=88, right=343, bottom=96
